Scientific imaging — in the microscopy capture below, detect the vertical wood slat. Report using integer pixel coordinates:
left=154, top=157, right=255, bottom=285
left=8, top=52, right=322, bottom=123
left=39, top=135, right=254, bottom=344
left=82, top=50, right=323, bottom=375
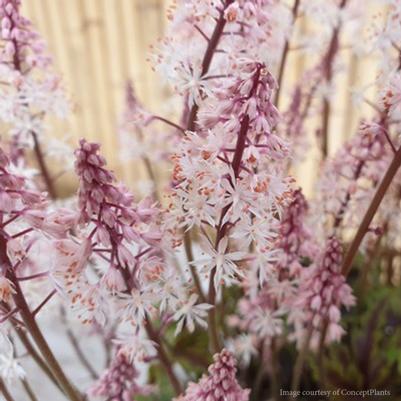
left=80, top=0, right=117, bottom=161
left=66, top=0, right=99, bottom=144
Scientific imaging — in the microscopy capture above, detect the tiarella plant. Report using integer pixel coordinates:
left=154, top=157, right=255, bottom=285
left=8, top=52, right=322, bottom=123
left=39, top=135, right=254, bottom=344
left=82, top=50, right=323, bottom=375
left=1, top=0, right=401, bottom=400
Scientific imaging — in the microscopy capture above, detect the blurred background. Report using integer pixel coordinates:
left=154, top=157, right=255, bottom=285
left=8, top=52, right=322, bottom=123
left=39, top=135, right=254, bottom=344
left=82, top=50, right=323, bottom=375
left=21, top=0, right=384, bottom=196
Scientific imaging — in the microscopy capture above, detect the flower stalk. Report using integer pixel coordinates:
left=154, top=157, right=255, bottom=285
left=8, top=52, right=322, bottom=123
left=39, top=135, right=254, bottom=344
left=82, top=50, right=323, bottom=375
left=342, top=145, right=401, bottom=276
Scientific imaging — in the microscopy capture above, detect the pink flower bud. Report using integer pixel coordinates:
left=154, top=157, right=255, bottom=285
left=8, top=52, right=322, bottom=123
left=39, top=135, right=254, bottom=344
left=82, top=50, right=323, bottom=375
left=1, top=16, right=10, bottom=29
left=2, top=27, right=10, bottom=39
left=310, top=295, right=322, bottom=310
left=328, top=305, right=340, bottom=322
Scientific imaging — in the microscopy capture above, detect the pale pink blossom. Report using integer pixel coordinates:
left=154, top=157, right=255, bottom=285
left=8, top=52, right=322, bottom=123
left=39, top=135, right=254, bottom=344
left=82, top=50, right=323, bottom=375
left=193, top=236, right=246, bottom=290
left=173, top=293, right=212, bottom=335
left=290, top=237, right=356, bottom=349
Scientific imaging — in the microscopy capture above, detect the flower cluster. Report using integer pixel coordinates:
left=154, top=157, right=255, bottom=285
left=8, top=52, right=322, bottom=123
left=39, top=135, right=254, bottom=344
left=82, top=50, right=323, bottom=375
left=52, top=139, right=162, bottom=326
left=229, top=188, right=316, bottom=354
left=155, top=0, right=291, bottom=109
left=89, top=352, right=152, bottom=401
left=290, top=237, right=355, bottom=349
left=315, top=121, right=390, bottom=234
left=174, top=349, right=249, bottom=401
left=0, top=0, right=69, bottom=191
left=169, top=61, right=292, bottom=297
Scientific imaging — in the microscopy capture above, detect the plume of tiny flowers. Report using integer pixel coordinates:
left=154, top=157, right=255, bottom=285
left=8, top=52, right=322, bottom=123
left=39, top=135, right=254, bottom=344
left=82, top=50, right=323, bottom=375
left=228, top=189, right=317, bottom=351
left=169, top=60, right=293, bottom=294
left=275, top=189, right=317, bottom=279
left=118, top=81, right=158, bottom=164
left=0, top=0, right=50, bottom=67
left=277, top=67, right=321, bottom=166
left=0, top=145, right=73, bottom=353
left=153, top=0, right=292, bottom=110
left=314, top=121, right=391, bottom=235
left=0, top=145, right=45, bottom=219
left=68, top=139, right=213, bottom=352
left=88, top=350, right=152, bottom=401
left=289, top=236, right=355, bottom=350
left=118, top=81, right=177, bottom=198
left=0, top=0, right=69, bottom=164
left=174, top=349, right=249, bottom=401
left=279, top=0, right=366, bottom=164
left=371, top=0, right=401, bottom=82
left=52, top=139, right=162, bottom=325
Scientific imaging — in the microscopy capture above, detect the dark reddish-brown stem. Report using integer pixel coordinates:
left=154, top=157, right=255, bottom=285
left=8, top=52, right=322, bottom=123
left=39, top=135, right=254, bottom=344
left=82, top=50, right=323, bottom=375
left=206, top=65, right=260, bottom=353
left=21, top=378, right=39, bottom=401
left=32, top=131, right=57, bottom=199
left=10, top=282, right=82, bottom=401
left=186, top=0, right=234, bottom=131
left=0, top=379, right=15, bottom=401
left=131, top=125, right=161, bottom=202
left=341, top=145, right=401, bottom=276
left=386, top=252, right=394, bottom=285
left=0, top=237, right=82, bottom=401
left=17, top=271, right=49, bottom=281
left=0, top=306, right=19, bottom=323
left=142, top=155, right=161, bottom=202
left=10, top=19, right=57, bottom=200
left=291, top=322, right=314, bottom=392
left=231, top=115, right=250, bottom=177
left=316, top=321, right=329, bottom=389
left=184, top=233, right=206, bottom=302
left=207, top=114, right=250, bottom=353
left=320, top=0, right=347, bottom=157
left=10, top=318, right=62, bottom=391
left=332, top=122, right=388, bottom=231
left=318, top=127, right=394, bottom=383
left=60, top=307, right=98, bottom=380
left=151, top=116, right=186, bottom=134
left=183, top=0, right=234, bottom=311
left=118, top=267, right=182, bottom=395
left=32, top=290, right=56, bottom=316
left=274, top=0, right=300, bottom=107
left=250, top=342, right=266, bottom=401
left=270, top=338, right=280, bottom=399
left=360, top=234, right=383, bottom=295
left=145, top=317, right=182, bottom=395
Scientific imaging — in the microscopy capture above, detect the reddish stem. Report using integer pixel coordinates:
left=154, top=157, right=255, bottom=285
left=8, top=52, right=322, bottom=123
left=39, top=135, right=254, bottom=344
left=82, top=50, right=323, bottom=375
left=17, top=271, right=48, bottom=281
left=150, top=116, right=185, bottom=134
left=60, top=307, right=98, bottom=380
left=13, top=322, right=62, bottom=391
left=145, top=317, right=182, bottom=395
left=0, top=379, right=15, bottom=401
left=207, top=114, right=250, bottom=353
left=274, top=0, right=300, bottom=107
left=182, top=0, right=234, bottom=319
left=0, top=237, right=82, bottom=401
left=186, top=0, right=234, bottom=131
left=32, top=290, right=57, bottom=316
left=341, top=145, right=401, bottom=276
left=32, top=132, right=57, bottom=199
